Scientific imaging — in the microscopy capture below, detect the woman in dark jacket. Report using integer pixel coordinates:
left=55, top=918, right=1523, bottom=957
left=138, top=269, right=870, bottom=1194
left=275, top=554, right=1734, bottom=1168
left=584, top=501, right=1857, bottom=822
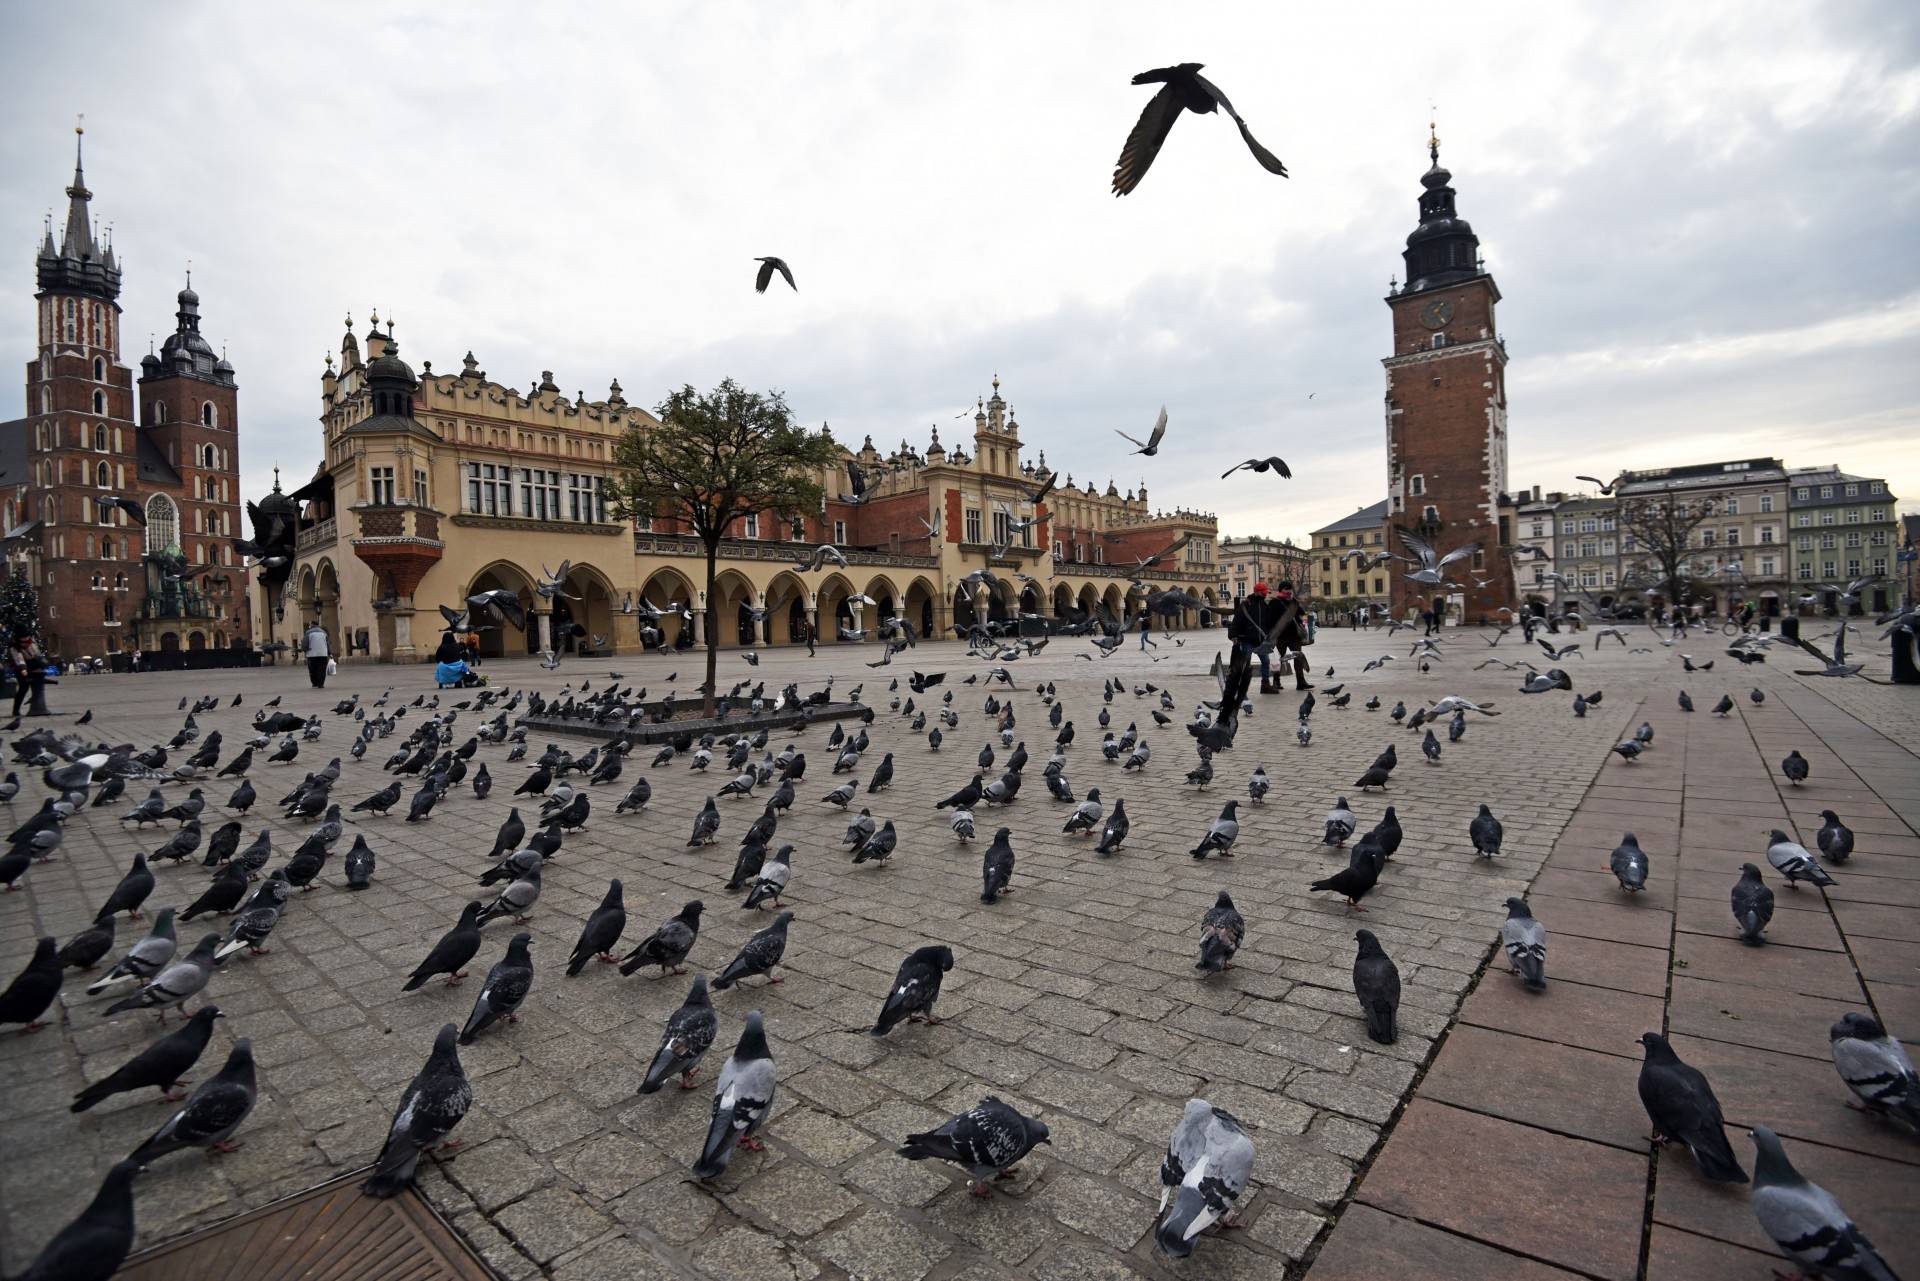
left=1230, top=582, right=1311, bottom=692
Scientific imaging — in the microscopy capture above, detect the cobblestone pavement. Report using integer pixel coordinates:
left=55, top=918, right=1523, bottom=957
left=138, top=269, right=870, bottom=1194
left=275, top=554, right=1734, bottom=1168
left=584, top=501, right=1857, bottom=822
left=1, top=625, right=1913, bottom=1280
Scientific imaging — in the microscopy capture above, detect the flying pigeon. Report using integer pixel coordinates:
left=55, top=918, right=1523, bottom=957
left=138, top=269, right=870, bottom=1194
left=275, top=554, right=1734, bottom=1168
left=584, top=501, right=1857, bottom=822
left=1111, top=62, right=1287, bottom=197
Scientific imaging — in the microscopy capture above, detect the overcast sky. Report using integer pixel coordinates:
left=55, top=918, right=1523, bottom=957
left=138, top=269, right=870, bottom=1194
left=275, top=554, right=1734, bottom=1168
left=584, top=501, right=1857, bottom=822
left=4, top=2, right=1916, bottom=545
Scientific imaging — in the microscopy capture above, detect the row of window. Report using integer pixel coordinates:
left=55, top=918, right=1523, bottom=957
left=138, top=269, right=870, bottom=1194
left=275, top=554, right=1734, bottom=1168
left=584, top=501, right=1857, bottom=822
left=1794, top=508, right=1889, bottom=526
left=44, top=296, right=112, bottom=350
left=1794, top=482, right=1885, bottom=500
left=1798, top=559, right=1888, bottom=579
left=459, top=463, right=607, bottom=523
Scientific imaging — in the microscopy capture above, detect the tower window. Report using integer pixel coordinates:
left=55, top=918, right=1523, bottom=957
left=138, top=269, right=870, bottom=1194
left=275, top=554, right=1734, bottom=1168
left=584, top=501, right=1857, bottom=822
left=202, top=444, right=218, bottom=469
left=1422, top=505, right=1439, bottom=524
left=93, top=390, right=105, bottom=414
left=1430, top=333, right=1446, bottom=349
left=95, top=461, right=110, bottom=488
left=93, top=356, right=105, bottom=381
left=1409, top=475, right=1425, bottom=496
left=155, top=402, right=168, bottom=424
left=93, top=424, right=107, bottom=451
left=202, top=402, right=216, bottom=428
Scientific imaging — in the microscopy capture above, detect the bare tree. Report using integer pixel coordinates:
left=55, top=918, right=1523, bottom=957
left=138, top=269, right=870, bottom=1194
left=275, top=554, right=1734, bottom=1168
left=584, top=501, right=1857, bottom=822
left=1618, top=494, right=1719, bottom=614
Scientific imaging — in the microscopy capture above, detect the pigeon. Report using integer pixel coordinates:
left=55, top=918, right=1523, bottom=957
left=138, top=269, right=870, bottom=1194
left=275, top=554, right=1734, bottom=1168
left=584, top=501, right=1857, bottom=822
left=713, top=911, right=792, bottom=989
left=476, top=863, right=542, bottom=925
left=899, top=1096, right=1051, bottom=1196
left=341, top=834, right=376, bottom=890
left=180, top=862, right=250, bottom=921
left=1749, top=1125, right=1897, bottom=1280
left=479, top=847, right=542, bottom=888
left=72, top=1006, right=225, bottom=1113
left=1751, top=687, right=1766, bottom=704
left=873, top=945, right=954, bottom=1036
left=352, top=780, right=402, bottom=816
left=1711, top=694, right=1735, bottom=716
left=129, top=1038, right=256, bottom=1165
left=10, top=1159, right=140, bottom=1281
left=100, top=854, right=155, bottom=920
left=1610, top=740, right=1643, bottom=765
left=1678, top=691, right=1694, bottom=713
left=1154, top=1099, right=1254, bottom=1258
left=1352, top=929, right=1400, bottom=1044
left=363, top=1023, right=472, bottom=1198
left=753, top=255, right=796, bottom=293
left=1609, top=833, right=1649, bottom=893
left=1189, top=801, right=1239, bottom=860
left=1828, top=1012, right=1919, bottom=1132
left=1636, top=1033, right=1746, bottom=1182
left=1815, top=810, right=1854, bottom=864
left=1110, top=62, right=1287, bottom=197
left=949, top=808, right=975, bottom=841
left=216, top=876, right=291, bottom=959
left=459, top=932, right=534, bottom=1044
left=471, top=762, right=492, bottom=799
left=562, top=879, right=628, bottom=977
left=1731, top=864, right=1774, bottom=944
left=1469, top=804, right=1503, bottom=858
left=104, top=934, right=220, bottom=1019
left=743, top=845, right=792, bottom=909
left=87, top=908, right=178, bottom=995
left=981, top=828, right=1015, bottom=902
left=1767, top=830, right=1836, bottom=890
left=691, top=1010, right=777, bottom=1180
left=1310, top=855, right=1379, bottom=912
left=620, top=900, right=703, bottom=977
left=1, top=937, right=64, bottom=1032
left=1352, top=764, right=1391, bottom=792
left=1094, top=801, right=1129, bottom=855
left=1500, top=898, right=1547, bottom=991
left=615, top=777, right=652, bottom=814
left=58, top=913, right=117, bottom=971
left=404, top=903, right=485, bottom=990
left=1324, top=798, right=1356, bottom=847
left=487, top=808, right=526, bottom=862
left=1247, top=766, right=1269, bottom=803
left=687, top=797, right=721, bottom=847
left=1062, top=788, right=1102, bottom=835
left=1782, top=750, right=1809, bottom=786
left=1195, top=891, right=1243, bottom=974
left=640, top=976, right=718, bottom=1092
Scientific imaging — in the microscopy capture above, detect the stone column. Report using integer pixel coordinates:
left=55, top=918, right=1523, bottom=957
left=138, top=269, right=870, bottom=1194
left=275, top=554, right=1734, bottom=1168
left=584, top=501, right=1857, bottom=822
left=535, top=610, right=553, bottom=653
left=611, top=612, right=643, bottom=654
left=691, top=611, right=705, bottom=646
left=390, top=608, right=416, bottom=664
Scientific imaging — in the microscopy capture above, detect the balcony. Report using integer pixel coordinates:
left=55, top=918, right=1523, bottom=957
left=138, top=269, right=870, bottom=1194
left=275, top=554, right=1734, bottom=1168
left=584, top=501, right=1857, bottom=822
left=138, top=591, right=221, bottom=622
left=295, top=518, right=337, bottom=554
left=350, top=505, right=446, bottom=596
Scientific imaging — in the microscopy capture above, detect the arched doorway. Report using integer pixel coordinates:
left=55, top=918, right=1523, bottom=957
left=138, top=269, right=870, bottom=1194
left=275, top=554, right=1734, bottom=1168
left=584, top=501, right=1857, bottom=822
left=712, top=570, right=758, bottom=648
left=315, top=560, right=342, bottom=647
left=1019, top=585, right=1040, bottom=617
left=188, top=631, right=206, bottom=652
left=763, top=572, right=809, bottom=645
left=160, top=631, right=180, bottom=653
left=466, top=562, right=537, bottom=657
left=638, top=568, right=696, bottom=649
left=815, top=573, right=854, bottom=640
left=904, top=576, right=937, bottom=639
left=952, top=585, right=978, bottom=632
left=1052, top=583, right=1075, bottom=617
left=863, top=575, right=899, bottom=629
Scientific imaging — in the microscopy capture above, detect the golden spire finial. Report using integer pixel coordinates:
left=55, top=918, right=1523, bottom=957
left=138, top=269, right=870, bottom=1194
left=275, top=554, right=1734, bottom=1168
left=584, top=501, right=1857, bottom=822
left=1428, top=118, right=1440, bottom=165
left=76, top=113, right=84, bottom=137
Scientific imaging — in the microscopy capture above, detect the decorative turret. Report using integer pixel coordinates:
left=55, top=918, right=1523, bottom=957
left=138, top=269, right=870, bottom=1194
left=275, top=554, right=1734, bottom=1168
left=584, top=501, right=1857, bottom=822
left=363, top=326, right=418, bottom=419
left=36, top=124, right=121, bottom=305
left=926, top=425, right=945, bottom=459
left=987, top=374, right=1005, bottom=431
left=340, top=315, right=361, bottom=371
left=1400, top=123, right=1482, bottom=295
left=150, top=273, right=234, bottom=386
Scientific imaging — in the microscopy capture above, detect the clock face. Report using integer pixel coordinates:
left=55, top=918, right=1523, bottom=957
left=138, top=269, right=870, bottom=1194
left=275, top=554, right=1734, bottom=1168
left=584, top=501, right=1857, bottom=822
left=1419, top=298, right=1454, bottom=330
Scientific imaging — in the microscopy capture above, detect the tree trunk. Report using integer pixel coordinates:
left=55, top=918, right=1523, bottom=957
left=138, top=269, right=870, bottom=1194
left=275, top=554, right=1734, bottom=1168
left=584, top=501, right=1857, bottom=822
left=703, top=543, right=720, bottom=717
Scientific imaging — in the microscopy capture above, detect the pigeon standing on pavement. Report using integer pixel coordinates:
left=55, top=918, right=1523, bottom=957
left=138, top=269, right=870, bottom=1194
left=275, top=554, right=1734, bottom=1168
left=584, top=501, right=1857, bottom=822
left=641, top=976, right=719, bottom=1093
left=1352, top=929, right=1400, bottom=1044
left=459, top=933, right=534, bottom=1044
left=87, top=909, right=177, bottom=995
left=1609, top=833, right=1649, bottom=893
left=1094, top=801, right=1129, bottom=855
left=1767, top=829, right=1836, bottom=890
left=128, top=1038, right=257, bottom=1165
left=1324, top=797, right=1356, bottom=846
left=872, top=945, right=954, bottom=1036
left=1828, top=1012, right=1919, bottom=1132
left=1189, top=801, right=1240, bottom=860
left=1732, top=864, right=1774, bottom=944
left=11, top=1159, right=140, bottom=1281
left=363, top=1023, right=472, bottom=1198
left=691, top=1011, right=777, bottom=1180
left=1636, top=1033, right=1747, bottom=1183
left=1469, top=804, right=1502, bottom=858
left=1500, top=898, right=1547, bottom=991
left=99, top=854, right=155, bottom=920
left=620, top=900, right=704, bottom=977
left=1195, top=891, right=1243, bottom=974
left=72, top=1006, right=224, bottom=1112
left=103, top=934, right=220, bottom=1020
left=404, top=903, right=485, bottom=991
left=1, top=937, right=63, bottom=1032
left=981, top=828, right=1015, bottom=902
left=58, top=913, right=117, bottom=971
left=1782, top=750, right=1809, bottom=785
left=1154, top=1099, right=1255, bottom=1259
left=1815, top=810, right=1854, bottom=863
left=713, top=911, right=793, bottom=989
left=898, top=1096, right=1051, bottom=1196
left=1748, top=1125, right=1896, bottom=1280
left=564, top=879, right=627, bottom=975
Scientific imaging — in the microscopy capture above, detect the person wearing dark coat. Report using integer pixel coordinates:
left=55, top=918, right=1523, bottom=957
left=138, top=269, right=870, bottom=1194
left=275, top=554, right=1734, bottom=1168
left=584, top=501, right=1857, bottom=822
left=1229, top=581, right=1311, bottom=692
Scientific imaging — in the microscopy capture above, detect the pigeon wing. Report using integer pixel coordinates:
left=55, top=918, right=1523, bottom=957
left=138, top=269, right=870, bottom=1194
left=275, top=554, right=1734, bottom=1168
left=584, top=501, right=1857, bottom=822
left=1112, top=82, right=1184, bottom=196
left=1193, top=72, right=1288, bottom=176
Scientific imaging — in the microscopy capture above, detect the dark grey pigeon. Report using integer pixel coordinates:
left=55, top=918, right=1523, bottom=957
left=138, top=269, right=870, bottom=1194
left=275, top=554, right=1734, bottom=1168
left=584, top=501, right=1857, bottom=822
left=1095, top=800, right=1129, bottom=855
left=1352, top=929, right=1400, bottom=1045
left=1829, top=1012, right=1919, bottom=1132
left=180, top=862, right=249, bottom=921
left=129, top=1038, right=256, bottom=1165
left=0, top=937, right=63, bottom=1032
left=565, top=879, right=626, bottom=975
left=58, top=913, right=117, bottom=971
left=363, top=1023, right=472, bottom=1198
left=713, top=911, right=792, bottom=989
left=1500, top=898, right=1547, bottom=991
left=873, top=945, right=953, bottom=1036
left=459, top=932, right=534, bottom=1044
left=487, top=808, right=526, bottom=862
left=216, top=875, right=291, bottom=960
left=1732, top=864, right=1774, bottom=944
left=100, top=854, right=155, bottom=920
left=73, top=1006, right=224, bottom=1112
left=640, top=976, right=717, bottom=1093
left=1195, top=891, right=1243, bottom=974
left=404, top=903, right=485, bottom=991
left=13, top=1159, right=139, bottom=1281
left=1155, top=1099, right=1254, bottom=1259
left=1782, top=749, right=1809, bottom=785
left=620, top=900, right=703, bottom=977
left=1749, top=1125, right=1897, bottom=1280
left=899, top=1096, right=1050, bottom=1196
left=1815, top=810, right=1854, bottom=864
left=1469, top=804, right=1503, bottom=858
left=691, top=1011, right=776, bottom=1179
left=1609, top=833, right=1649, bottom=893
left=981, top=828, right=1015, bottom=902
left=344, top=835, right=376, bottom=889
left=1636, top=1033, right=1746, bottom=1183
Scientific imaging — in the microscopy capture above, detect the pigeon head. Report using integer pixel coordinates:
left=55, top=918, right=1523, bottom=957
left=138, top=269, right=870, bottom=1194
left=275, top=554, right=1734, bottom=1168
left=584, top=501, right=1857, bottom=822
left=1830, top=1012, right=1884, bottom=1042
left=1637, top=1032, right=1677, bottom=1061
left=685, top=974, right=711, bottom=1005
left=995, top=827, right=1013, bottom=842
left=1354, top=929, right=1386, bottom=956
left=1767, top=829, right=1793, bottom=845
left=771, top=911, right=795, bottom=928
left=1746, top=1125, right=1796, bottom=1186
left=1819, top=809, right=1841, bottom=823
left=679, top=900, right=705, bottom=921
left=1503, top=897, right=1533, bottom=919
left=429, top=1022, right=462, bottom=1059
left=190, top=1005, right=226, bottom=1025
left=1738, top=862, right=1765, bottom=881
left=735, top=1010, right=773, bottom=1060
left=1214, top=890, right=1234, bottom=910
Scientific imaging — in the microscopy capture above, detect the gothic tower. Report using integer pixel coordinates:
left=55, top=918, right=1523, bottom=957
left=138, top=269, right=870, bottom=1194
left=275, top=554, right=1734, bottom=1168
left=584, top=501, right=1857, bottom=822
left=1382, top=127, right=1515, bottom=621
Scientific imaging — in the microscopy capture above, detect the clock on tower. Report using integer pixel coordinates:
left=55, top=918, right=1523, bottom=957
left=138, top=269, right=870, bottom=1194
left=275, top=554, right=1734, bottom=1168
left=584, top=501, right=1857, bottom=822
left=1381, top=127, right=1515, bottom=622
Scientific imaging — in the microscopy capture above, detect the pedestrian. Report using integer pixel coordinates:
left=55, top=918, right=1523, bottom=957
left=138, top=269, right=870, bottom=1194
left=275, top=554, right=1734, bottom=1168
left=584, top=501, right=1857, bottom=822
left=799, top=617, right=815, bottom=656
left=1138, top=613, right=1155, bottom=651
left=465, top=629, right=482, bottom=665
left=304, top=618, right=331, bottom=689
left=8, top=633, right=39, bottom=717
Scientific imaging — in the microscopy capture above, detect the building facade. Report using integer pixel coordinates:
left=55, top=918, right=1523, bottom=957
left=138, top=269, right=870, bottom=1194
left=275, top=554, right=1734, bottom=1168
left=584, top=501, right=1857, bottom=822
left=266, top=339, right=1220, bottom=661
left=1785, top=468, right=1899, bottom=613
left=1217, top=535, right=1312, bottom=609
left=0, top=130, right=249, bottom=661
left=1381, top=130, right=1516, bottom=622
left=1613, top=457, right=1789, bottom=615
left=1308, top=500, right=1391, bottom=614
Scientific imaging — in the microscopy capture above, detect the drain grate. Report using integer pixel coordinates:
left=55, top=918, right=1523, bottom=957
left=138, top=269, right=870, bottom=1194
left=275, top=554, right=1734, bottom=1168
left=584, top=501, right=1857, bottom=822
left=117, top=1173, right=496, bottom=1280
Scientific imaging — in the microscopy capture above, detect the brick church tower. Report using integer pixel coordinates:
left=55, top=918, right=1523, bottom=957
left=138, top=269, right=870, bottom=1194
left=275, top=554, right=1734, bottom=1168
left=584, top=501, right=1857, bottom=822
left=1382, top=128, right=1515, bottom=622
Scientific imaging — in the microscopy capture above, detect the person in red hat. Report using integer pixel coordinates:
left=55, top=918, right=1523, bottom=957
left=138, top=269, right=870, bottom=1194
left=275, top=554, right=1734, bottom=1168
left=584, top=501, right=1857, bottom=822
left=1229, top=581, right=1311, bottom=693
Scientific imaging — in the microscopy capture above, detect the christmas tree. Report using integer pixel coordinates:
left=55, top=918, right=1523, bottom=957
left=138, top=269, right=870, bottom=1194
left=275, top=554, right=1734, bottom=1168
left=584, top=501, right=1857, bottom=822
left=0, top=567, right=39, bottom=642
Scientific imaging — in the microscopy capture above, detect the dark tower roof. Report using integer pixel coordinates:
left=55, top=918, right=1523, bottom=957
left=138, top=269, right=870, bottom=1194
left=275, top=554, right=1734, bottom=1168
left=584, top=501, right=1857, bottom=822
left=343, top=325, right=428, bottom=440
left=1399, top=126, right=1482, bottom=295
left=36, top=126, right=121, bottom=304
left=146, top=274, right=236, bottom=387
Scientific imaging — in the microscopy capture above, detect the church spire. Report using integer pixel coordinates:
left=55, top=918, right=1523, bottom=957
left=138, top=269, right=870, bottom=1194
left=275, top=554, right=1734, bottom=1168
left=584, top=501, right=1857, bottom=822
left=38, top=121, right=122, bottom=303
left=1399, top=122, right=1480, bottom=295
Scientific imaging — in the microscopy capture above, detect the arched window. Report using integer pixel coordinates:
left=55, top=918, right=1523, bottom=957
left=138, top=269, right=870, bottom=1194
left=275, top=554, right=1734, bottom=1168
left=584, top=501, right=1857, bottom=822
left=93, top=390, right=105, bottom=414
left=114, top=572, right=128, bottom=590
left=94, top=423, right=108, bottom=451
left=103, top=598, right=116, bottom=623
left=202, top=444, right=217, bottom=469
left=155, top=402, right=168, bottom=424
left=95, top=461, right=110, bottom=488
left=146, top=494, right=179, bottom=553
left=201, top=402, right=216, bottom=428
left=93, top=356, right=105, bottom=381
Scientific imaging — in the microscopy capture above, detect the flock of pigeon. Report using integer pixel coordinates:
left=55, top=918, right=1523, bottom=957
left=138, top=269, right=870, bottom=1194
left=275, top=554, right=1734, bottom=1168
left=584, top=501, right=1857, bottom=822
left=0, top=597, right=1911, bottom=1279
